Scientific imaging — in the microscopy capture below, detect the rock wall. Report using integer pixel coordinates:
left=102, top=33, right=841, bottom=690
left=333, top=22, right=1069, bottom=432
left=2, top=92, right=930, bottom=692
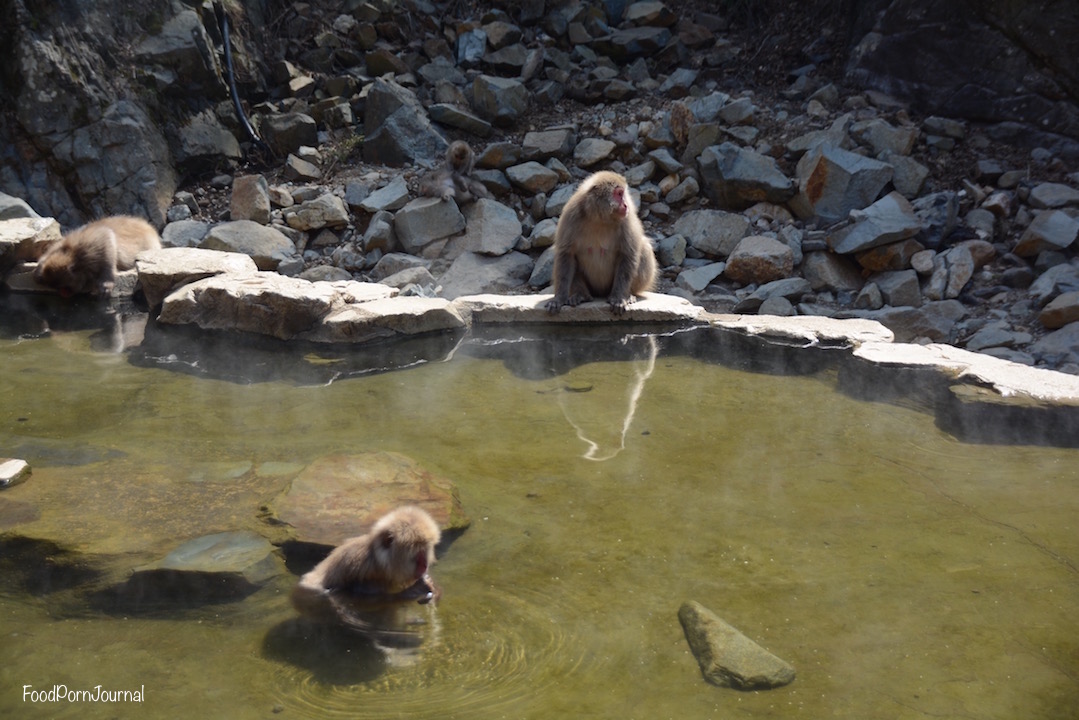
left=846, top=0, right=1079, bottom=159
left=0, top=0, right=269, bottom=227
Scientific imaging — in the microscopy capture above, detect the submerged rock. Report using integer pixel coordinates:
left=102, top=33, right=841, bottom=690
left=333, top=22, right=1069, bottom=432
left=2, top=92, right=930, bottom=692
left=678, top=600, right=796, bottom=690
left=270, top=452, right=470, bottom=548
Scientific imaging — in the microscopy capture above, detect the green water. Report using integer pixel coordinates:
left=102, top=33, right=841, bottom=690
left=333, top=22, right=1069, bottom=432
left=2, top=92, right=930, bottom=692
left=0, top=315, right=1077, bottom=719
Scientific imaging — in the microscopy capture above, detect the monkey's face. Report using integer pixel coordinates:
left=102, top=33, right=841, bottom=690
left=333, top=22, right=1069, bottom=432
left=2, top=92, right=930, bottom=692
left=377, top=533, right=433, bottom=583
left=33, top=251, right=82, bottom=297
left=609, top=185, right=630, bottom=219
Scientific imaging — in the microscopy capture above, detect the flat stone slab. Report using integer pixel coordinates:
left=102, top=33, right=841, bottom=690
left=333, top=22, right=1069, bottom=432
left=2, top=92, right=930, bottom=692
left=453, top=292, right=707, bottom=323
left=300, top=296, right=467, bottom=343
left=710, top=313, right=895, bottom=346
left=136, top=247, right=259, bottom=307
left=270, top=452, right=470, bottom=548
left=854, top=341, right=1079, bottom=403
left=106, top=531, right=282, bottom=604
left=679, top=601, right=796, bottom=690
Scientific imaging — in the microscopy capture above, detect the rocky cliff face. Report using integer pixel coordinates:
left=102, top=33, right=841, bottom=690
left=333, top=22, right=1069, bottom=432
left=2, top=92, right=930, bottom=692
left=846, top=0, right=1079, bottom=159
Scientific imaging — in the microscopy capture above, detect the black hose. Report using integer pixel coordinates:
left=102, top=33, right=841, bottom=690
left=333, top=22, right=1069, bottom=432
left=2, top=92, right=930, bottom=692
left=214, top=1, right=272, bottom=157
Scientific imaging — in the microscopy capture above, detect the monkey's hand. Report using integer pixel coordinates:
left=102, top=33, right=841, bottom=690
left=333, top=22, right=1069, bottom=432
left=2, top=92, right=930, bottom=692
left=608, top=295, right=632, bottom=315
left=544, top=297, right=564, bottom=314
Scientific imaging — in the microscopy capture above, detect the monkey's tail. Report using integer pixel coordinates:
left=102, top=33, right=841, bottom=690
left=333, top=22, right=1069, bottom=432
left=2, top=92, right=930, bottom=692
left=213, top=1, right=273, bottom=159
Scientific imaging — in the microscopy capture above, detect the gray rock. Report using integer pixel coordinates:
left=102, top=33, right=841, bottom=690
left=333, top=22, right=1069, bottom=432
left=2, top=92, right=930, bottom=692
left=880, top=151, right=929, bottom=198
left=911, top=192, right=960, bottom=250
left=472, top=75, right=530, bottom=127
left=159, top=272, right=395, bottom=340
left=359, top=176, right=411, bottom=213
left=656, top=234, right=687, bottom=267
left=592, top=26, right=672, bottom=60
left=427, top=103, right=494, bottom=137
left=522, top=129, right=577, bottom=160
left=116, top=531, right=280, bottom=602
left=363, top=79, right=448, bottom=166
left=529, top=218, right=558, bottom=249
left=506, top=162, right=560, bottom=193
left=698, top=143, right=795, bottom=210
left=456, top=198, right=523, bottom=256
left=199, top=220, right=298, bottom=271
left=678, top=601, right=795, bottom=690
left=844, top=300, right=967, bottom=342
left=370, top=253, right=431, bottom=281
left=574, top=138, right=618, bottom=167
left=437, top=250, right=534, bottom=299
left=1014, top=210, right=1079, bottom=257
left=300, top=265, right=353, bottom=282
left=724, top=236, right=794, bottom=286
left=380, top=265, right=437, bottom=290
left=790, top=144, right=893, bottom=224
left=1029, top=263, right=1079, bottom=306
left=1028, top=182, right=1079, bottom=209
left=230, top=175, right=271, bottom=225
left=851, top=118, right=917, bottom=156
left=136, top=246, right=259, bottom=308
left=1031, top=321, right=1079, bottom=366
left=309, top=296, right=468, bottom=344
left=0, top=192, right=41, bottom=221
left=284, top=193, right=350, bottom=232
left=528, top=246, right=555, bottom=288
left=965, top=323, right=1033, bottom=351
left=394, top=197, right=467, bottom=255
left=161, top=219, right=210, bottom=248
left=854, top=281, right=884, bottom=310
left=734, top=277, right=813, bottom=312
left=676, top=262, right=725, bottom=292
left=828, top=192, right=922, bottom=254
left=176, top=110, right=241, bottom=166
left=0, top=217, right=61, bottom=268
left=259, top=112, right=318, bottom=157
left=673, top=209, right=750, bottom=258
left=362, top=210, right=398, bottom=252
left=801, top=250, right=864, bottom=292
left=871, top=269, right=922, bottom=307
left=717, top=96, right=754, bottom=125
left=133, top=10, right=223, bottom=95
left=282, top=154, right=322, bottom=183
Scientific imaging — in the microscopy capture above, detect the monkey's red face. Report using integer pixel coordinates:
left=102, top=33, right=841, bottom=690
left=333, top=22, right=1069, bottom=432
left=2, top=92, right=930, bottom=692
left=611, top=186, right=629, bottom=218
left=414, top=550, right=429, bottom=579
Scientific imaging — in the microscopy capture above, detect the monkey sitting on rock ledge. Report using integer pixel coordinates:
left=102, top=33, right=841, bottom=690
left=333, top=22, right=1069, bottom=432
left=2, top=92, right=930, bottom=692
left=545, top=171, right=657, bottom=315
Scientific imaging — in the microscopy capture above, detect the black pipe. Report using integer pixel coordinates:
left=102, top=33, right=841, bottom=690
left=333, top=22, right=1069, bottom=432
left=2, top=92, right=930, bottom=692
left=214, top=1, right=272, bottom=157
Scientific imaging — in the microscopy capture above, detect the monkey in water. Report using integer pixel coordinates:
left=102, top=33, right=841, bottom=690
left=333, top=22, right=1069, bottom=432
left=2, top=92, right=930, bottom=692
left=33, top=216, right=162, bottom=297
left=420, top=140, right=491, bottom=204
left=293, top=506, right=442, bottom=614
left=545, top=171, right=657, bottom=315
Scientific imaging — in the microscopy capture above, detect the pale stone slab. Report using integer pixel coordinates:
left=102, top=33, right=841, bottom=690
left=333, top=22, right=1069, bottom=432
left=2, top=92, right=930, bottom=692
left=453, top=292, right=706, bottom=323
left=710, top=313, right=895, bottom=345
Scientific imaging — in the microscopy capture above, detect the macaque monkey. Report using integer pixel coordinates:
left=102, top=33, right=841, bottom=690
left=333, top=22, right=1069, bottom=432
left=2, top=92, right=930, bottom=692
left=294, top=506, right=441, bottom=610
left=420, top=140, right=491, bottom=203
left=545, top=171, right=657, bottom=315
left=33, top=216, right=161, bottom=297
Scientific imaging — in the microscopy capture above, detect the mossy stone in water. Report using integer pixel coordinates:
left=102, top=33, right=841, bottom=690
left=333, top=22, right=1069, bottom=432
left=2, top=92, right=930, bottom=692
left=678, top=600, right=796, bottom=690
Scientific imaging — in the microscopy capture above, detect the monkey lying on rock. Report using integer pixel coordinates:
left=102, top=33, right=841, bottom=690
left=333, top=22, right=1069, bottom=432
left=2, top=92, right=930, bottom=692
left=33, top=216, right=161, bottom=297
left=545, top=170, right=657, bottom=315
left=292, top=506, right=442, bottom=617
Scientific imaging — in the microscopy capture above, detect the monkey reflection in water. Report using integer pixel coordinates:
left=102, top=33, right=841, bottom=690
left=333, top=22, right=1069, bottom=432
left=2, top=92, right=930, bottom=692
left=267, top=507, right=443, bottom=678
left=539, top=334, right=656, bottom=462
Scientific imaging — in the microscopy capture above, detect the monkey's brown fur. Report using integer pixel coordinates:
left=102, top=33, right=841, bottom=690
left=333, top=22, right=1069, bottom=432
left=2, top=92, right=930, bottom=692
left=298, top=506, right=441, bottom=598
left=420, top=140, right=490, bottom=203
left=545, top=171, right=657, bottom=314
left=33, top=216, right=161, bottom=297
